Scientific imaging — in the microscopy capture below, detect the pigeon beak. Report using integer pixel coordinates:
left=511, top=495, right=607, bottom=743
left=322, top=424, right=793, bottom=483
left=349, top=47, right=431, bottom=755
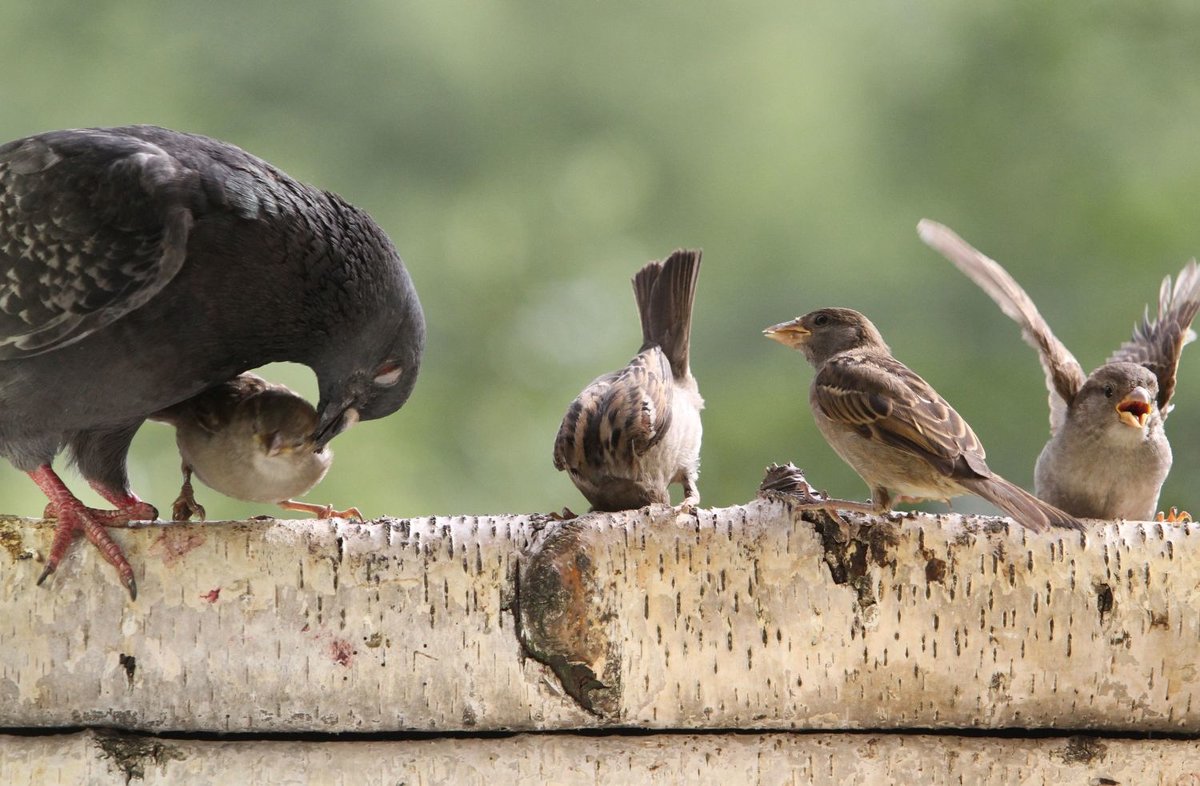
left=763, top=319, right=811, bottom=348
left=1116, top=386, right=1153, bottom=429
left=312, top=405, right=360, bottom=450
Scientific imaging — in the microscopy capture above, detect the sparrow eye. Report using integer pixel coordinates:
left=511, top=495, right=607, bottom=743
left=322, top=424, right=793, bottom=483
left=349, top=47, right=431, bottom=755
left=373, top=364, right=404, bottom=387
left=1103, top=384, right=1114, bottom=398
left=813, top=313, right=830, bottom=327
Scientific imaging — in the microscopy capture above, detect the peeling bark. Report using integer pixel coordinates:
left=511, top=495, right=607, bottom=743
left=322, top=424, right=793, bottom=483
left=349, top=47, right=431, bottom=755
left=1, top=500, right=1198, bottom=734
left=2, top=729, right=1199, bottom=785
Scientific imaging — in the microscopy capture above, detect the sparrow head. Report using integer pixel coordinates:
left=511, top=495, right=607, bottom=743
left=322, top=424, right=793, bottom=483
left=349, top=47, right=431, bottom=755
left=763, top=307, right=889, bottom=366
left=1076, top=362, right=1160, bottom=433
left=251, top=390, right=323, bottom=457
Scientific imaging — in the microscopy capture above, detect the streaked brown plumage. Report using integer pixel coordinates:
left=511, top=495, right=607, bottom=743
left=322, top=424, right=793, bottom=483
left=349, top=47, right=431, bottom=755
left=553, top=249, right=704, bottom=512
left=153, top=373, right=361, bottom=521
left=764, top=307, right=1083, bottom=531
left=919, top=219, right=1200, bottom=520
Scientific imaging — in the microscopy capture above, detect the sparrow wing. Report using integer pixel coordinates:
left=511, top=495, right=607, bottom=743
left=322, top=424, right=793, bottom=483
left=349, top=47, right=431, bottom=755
left=918, top=219, right=1086, bottom=435
left=554, top=346, right=674, bottom=476
left=1106, top=259, right=1200, bottom=417
left=813, top=351, right=990, bottom=479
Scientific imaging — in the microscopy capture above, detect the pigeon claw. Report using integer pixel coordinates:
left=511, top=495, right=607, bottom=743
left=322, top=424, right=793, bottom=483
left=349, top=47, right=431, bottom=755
left=39, top=501, right=139, bottom=600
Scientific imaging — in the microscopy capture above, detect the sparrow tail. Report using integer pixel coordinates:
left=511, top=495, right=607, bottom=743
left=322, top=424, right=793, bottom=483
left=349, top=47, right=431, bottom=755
left=961, top=475, right=1085, bottom=533
left=633, top=249, right=701, bottom=379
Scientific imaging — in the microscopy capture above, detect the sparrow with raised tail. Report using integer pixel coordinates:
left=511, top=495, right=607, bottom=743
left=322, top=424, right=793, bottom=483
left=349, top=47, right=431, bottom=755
left=554, top=249, right=704, bottom=512
left=764, top=307, right=1083, bottom=532
left=153, top=373, right=362, bottom=521
left=919, top=219, right=1200, bottom=521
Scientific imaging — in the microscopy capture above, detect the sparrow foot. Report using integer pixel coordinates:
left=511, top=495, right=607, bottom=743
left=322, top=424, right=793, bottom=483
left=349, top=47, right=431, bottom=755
left=1156, top=507, right=1192, bottom=523
left=279, top=499, right=364, bottom=520
left=171, top=471, right=207, bottom=522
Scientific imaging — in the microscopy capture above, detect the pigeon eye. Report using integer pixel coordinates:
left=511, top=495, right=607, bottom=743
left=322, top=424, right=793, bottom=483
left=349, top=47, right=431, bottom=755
left=1103, top=384, right=1114, bottom=398
left=373, top=364, right=404, bottom=387
left=813, top=313, right=830, bottom=327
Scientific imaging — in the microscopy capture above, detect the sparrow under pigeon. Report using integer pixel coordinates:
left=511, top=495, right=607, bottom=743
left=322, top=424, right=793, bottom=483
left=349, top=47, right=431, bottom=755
left=152, top=373, right=362, bottom=522
left=553, top=249, right=704, bottom=512
left=919, top=219, right=1199, bottom=521
left=0, top=126, right=424, bottom=597
left=764, top=307, right=1083, bottom=531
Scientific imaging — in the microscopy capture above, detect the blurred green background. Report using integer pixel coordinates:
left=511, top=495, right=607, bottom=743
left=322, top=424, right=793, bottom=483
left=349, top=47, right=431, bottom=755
left=2, top=2, right=1198, bottom=521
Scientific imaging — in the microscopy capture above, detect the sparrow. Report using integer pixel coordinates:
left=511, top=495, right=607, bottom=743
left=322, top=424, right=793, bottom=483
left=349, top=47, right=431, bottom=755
left=0, top=126, right=423, bottom=598
left=152, top=374, right=362, bottom=522
left=919, top=219, right=1200, bottom=521
left=764, top=307, right=1083, bottom=531
left=554, top=249, right=704, bottom=512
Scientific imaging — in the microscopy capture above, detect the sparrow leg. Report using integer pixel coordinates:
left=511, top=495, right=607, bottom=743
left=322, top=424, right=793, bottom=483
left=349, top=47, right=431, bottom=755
left=171, top=465, right=207, bottom=522
left=28, top=465, right=140, bottom=599
left=278, top=500, right=365, bottom=520
left=675, top=473, right=701, bottom=515
left=1156, top=507, right=1193, bottom=523
left=787, top=486, right=889, bottom=517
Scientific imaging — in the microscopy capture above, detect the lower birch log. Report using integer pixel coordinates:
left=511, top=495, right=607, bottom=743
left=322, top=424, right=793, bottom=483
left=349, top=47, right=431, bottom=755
left=0, top=498, right=1197, bottom=733
left=2, top=729, right=1198, bottom=786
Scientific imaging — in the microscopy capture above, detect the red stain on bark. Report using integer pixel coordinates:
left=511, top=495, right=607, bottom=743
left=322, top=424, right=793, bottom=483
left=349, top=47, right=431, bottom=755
left=201, top=588, right=220, bottom=603
left=148, top=529, right=206, bottom=566
left=329, top=638, right=354, bottom=667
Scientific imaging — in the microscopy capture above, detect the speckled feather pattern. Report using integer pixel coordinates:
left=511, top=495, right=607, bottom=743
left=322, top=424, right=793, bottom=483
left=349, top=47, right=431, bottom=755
left=554, top=250, right=703, bottom=511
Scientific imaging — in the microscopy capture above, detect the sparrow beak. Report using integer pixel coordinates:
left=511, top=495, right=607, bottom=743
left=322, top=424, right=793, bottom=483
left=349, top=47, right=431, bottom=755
left=763, top=319, right=811, bottom=348
left=1116, top=386, right=1153, bottom=429
left=312, top=405, right=360, bottom=450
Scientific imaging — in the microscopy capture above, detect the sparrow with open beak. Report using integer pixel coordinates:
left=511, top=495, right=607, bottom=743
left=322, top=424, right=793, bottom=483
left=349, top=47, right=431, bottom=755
left=153, top=374, right=362, bottom=521
left=919, top=220, right=1200, bottom=521
left=764, top=307, right=1083, bottom=531
left=554, top=249, right=704, bottom=512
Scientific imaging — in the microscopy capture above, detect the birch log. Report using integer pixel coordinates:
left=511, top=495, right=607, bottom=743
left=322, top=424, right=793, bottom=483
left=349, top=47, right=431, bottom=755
left=0, top=499, right=1197, bottom=733
left=3, top=729, right=1198, bottom=786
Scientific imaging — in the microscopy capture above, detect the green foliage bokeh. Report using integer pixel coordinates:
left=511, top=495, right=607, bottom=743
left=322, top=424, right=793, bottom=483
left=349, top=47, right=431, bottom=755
left=2, top=2, right=1198, bottom=520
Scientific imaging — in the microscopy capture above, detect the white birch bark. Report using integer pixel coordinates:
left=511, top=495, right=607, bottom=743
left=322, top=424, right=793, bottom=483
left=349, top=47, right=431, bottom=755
left=0, top=498, right=1197, bottom=733
left=2, top=729, right=1199, bottom=786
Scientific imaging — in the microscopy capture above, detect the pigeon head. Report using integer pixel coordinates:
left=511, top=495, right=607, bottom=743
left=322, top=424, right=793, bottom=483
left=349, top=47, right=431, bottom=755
left=311, top=298, right=425, bottom=449
left=308, top=204, right=427, bottom=450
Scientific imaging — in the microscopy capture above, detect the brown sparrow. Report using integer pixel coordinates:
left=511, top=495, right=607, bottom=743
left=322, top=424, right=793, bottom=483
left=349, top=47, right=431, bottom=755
left=153, top=374, right=362, bottom=521
left=765, top=307, right=1083, bottom=531
left=554, top=249, right=703, bottom=512
left=919, top=219, right=1199, bottom=521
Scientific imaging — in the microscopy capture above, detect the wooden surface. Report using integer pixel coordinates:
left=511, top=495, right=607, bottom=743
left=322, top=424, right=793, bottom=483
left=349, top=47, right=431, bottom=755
left=2, top=729, right=1198, bottom=785
left=0, top=500, right=1197, bottom=733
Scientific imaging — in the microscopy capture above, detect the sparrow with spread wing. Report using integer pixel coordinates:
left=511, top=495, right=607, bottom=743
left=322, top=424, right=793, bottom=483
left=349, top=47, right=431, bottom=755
left=919, top=219, right=1199, bottom=521
left=764, top=307, right=1083, bottom=531
left=554, top=249, right=703, bottom=512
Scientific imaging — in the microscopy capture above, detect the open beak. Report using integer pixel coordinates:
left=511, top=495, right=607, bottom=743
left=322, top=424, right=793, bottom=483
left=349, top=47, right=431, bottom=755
left=312, top=405, right=360, bottom=450
left=763, top=319, right=810, bottom=347
left=1116, top=386, right=1153, bottom=429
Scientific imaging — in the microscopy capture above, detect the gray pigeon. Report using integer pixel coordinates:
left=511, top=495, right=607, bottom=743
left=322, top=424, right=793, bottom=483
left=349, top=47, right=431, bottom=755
left=0, top=126, right=424, bottom=597
left=919, top=219, right=1199, bottom=521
